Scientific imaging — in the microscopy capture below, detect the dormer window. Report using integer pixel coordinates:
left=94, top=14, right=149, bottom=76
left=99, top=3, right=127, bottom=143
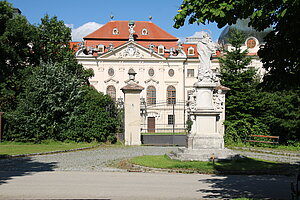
left=98, top=44, right=105, bottom=53
left=188, top=47, right=195, bottom=55
left=158, top=45, right=164, bottom=54
left=112, top=28, right=119, bottom=35
left=142, top=28, right=148, bottom=35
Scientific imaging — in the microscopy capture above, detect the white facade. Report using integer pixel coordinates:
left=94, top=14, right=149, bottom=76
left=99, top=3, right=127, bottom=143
left=74, top=20, right=264, bottom=134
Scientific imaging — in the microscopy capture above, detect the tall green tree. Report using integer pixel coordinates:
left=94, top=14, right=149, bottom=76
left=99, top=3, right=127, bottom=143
left=219, top=29, right=268, bottom=143
left=174, top=0, right=300, bottom=90
left=5, top=62, right=118, bottom=143
left=0, top=1, right=38, bottom=110
left=5, top=62, right=84, bottom=142
left=35, top=14, right=92, bottom=82
left=2, top=3, right=118, bottom=143
left=254, top=90, right=300, bottom=143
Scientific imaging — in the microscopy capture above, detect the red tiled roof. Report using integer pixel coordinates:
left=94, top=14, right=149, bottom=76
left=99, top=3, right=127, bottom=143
left=74, top=20, right=218, bottom=58
left=84, top=21, right=178, bottom=41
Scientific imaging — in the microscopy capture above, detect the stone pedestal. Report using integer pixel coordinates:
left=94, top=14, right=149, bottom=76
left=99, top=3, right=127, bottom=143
left=171, top=81, right=238, bottom=161
left=187, top=110, right=224, bottom=150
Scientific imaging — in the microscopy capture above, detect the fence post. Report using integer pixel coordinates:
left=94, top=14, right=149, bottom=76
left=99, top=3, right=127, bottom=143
left=172, top=103, right=175, bottom=134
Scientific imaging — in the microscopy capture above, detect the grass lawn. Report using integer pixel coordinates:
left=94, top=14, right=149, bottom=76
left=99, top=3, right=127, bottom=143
left=0, top=141, right=99, bottom=156
left=129, top=155, right=299, bottom=175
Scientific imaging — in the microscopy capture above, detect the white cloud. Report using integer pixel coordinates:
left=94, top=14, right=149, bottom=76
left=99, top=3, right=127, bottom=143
left=69, top=22, right=103, bottom=41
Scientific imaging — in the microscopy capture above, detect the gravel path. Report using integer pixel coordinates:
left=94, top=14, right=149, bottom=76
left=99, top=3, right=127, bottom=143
left=233, top=150, right=300, bottom=164
left=0, top=146, right=177, bottom=172
left=0, top=146, right=298, bottom=173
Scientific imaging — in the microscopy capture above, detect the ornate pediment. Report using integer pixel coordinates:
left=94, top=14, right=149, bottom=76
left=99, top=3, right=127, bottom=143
left=99, top=42, right=165, bottom=60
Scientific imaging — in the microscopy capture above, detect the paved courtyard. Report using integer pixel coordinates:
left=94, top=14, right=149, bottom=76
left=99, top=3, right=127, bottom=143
left=0, top=146, right=296, bottom=199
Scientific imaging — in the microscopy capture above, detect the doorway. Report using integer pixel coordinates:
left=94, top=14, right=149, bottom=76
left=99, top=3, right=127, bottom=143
left=147, top=117, right=155, bottom=133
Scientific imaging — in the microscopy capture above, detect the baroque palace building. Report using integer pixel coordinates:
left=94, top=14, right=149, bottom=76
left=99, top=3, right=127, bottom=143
left=72, top=19, right=266, bottom=134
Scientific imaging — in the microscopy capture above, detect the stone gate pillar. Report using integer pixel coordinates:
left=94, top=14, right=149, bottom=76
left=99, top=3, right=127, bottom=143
left=121, top=69, right=144, bottom=145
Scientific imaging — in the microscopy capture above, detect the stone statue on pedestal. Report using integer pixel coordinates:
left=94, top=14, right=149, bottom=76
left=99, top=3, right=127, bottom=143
left=197, top=32, right=215, bottom=72
left=196, top=32, right=217, bottom=83
left=169, top=31, right=239, bottom=161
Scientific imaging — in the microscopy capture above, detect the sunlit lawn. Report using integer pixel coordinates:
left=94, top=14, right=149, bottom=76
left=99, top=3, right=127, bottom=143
left=0, top=141, right=98, bottom=156
left=129, top=155, right=298, bottom=175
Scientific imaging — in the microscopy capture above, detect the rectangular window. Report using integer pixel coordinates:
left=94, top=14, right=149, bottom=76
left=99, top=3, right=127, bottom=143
left=187, top=69, right=194, bottom=77
left=168, top=115, right=174, bottom=125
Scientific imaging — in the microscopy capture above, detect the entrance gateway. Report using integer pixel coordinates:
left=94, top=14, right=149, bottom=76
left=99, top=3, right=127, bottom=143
left=140, top=101, right=187, bottom=146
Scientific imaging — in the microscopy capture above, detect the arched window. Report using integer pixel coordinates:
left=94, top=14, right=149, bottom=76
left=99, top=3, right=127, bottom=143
left=106, top=85, right=116, bottom=102
left=167, top=85, right=176, bottom=105
left=147, top=86, right=156, bottom=105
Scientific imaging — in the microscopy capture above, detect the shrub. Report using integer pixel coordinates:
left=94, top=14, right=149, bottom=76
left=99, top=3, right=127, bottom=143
left=224, top=118, right=269, bottom=145
left=62, top=86, right=119, bottom=143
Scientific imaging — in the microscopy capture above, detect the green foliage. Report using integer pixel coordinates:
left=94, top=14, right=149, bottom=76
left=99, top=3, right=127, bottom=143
left=224, top=119, right=269, bottom=145
left=4, top=63, right=119, bottom=143
left=63, top=86, right=119, bottom=143
left=4, top=62, right=84, bottom=142
left=0, top=4, right=91, bottom=111
left=219, top=29, right=266, bottom=142
left=174, top=0, right=300, bottom=90
left=0, top=1, right=14, bottom=35
left=34, top=14, right=91, bottom=83
left=219, top=30, right=299, bottom=144
left=0, top=2, right=118, bottom=143
left=255, top=90, right=300, bottom=142
left=0, top=1, right=38, bottom=110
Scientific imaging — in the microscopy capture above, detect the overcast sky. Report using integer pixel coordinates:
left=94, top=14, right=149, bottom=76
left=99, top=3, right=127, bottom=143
left=8, top=0, right=225, bottom=42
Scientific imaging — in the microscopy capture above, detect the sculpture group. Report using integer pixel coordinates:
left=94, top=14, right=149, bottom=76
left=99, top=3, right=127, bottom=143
left=172, top=32, right=237, bottom=161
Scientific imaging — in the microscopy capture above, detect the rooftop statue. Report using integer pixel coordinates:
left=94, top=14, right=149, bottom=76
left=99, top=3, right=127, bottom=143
left=128, top=20, right=135, bottom=41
